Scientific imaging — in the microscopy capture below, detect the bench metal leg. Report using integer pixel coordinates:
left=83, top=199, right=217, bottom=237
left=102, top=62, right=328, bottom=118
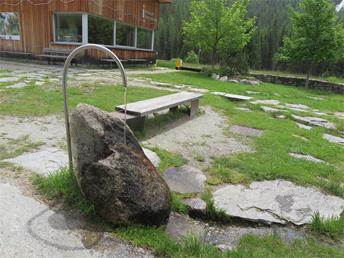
left=190, top=100, right=199, bottom=118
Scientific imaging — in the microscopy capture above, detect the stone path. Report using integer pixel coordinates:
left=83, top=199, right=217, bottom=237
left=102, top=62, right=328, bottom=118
left=0, top=183, right=154, bottom=258
left=213, top=180, right=344, bottom=225
left=212, top=92, right=252, bottom=101
left=323, top=134, right=344, bottom=146
left=166, top=213, right=307, bottom=251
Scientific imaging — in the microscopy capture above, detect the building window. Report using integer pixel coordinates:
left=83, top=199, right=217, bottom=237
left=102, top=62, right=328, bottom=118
left=88, top=15, right=114, bottom=46
left=116, top=22, right=135, bottom=47
left=137, top=28, right=153, bottom=50
left=0, top=12, right=20, bottom=40
left=55, top=13, right=82, bottom=43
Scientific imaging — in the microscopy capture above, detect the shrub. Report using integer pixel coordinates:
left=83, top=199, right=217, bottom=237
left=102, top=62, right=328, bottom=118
left=185, top=50, right=199, bottom=64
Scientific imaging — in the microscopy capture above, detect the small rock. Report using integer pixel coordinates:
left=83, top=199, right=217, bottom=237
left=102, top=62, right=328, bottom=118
left=162, top=165, right=206, bottom=194
left=240, top=79, right=260, bottom=85
left=251, top=100, right=280, bottom=106
left=296, top=123, right=312, bottom=130
left=323, top=134, right=344, bottom=146
left=228, top=79, right=239, bottom=83
left=220, top=76, right=228, bottom=81
left=142, top=148, right=161, bottom=168
left=211, top=73, right=218, bottom=80
left=230, top=125, right=263, bottom=137
left=289, top=153, right=325, bottom=163
left=166, top=213, right=206, bottom=241
left=182, top=198, right=207, bottom=214
left=276, top=115, right=287, bottom=119
left=292, top=115, right=336, bottom=130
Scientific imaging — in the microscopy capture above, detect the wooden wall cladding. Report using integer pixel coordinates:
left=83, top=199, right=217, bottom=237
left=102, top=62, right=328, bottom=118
left=0, top=0, right=161, bottom=59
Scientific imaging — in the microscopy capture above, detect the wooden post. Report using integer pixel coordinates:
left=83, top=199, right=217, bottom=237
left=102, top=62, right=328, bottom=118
left=190, top=100, right=199, bottom=118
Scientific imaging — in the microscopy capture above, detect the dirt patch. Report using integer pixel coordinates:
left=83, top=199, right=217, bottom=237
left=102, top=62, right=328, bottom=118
left=143, top=107, right=252, bottom=168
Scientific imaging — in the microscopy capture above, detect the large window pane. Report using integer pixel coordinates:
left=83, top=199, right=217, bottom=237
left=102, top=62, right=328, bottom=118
left=55, top=13, right=82, bottom=43
left=88, top=15, right=114, bottom=45
left=0, top=12, right=20, bottom=40
left=137, top=28, right=152, bottom=49
left=116, top=22, right=135, bottom=47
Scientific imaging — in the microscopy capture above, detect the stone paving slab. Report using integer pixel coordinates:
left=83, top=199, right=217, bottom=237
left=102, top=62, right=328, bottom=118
left=162, top=165, right=206, bottom=194
left=251, top=100, right=280, bottom=106
left=230, top=125, right=263, bottom=137
left=323, top=134, right=344, bottom=146
left=0, top=183, right=153, bottom=258
left=4, top=148, right=68, bottom=176
left=289, top=153, right=326, bottom=163
left=212, top=92, right=252, bottom=101
left=213, top=180, right=344, bottom=225
left=292, top=115, right=336, bottom=130
left=142, top=148, right=161, bottom=168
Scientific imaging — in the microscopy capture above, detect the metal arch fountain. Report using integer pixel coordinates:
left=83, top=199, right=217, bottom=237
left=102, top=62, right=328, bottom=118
left=62, top=44, right=128, bottom=170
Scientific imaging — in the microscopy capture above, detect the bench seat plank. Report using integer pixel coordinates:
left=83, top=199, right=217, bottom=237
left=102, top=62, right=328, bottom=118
left=116, top=92, right=203, bottom=116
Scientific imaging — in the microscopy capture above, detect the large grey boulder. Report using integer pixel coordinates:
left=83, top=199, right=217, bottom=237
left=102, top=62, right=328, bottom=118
left=70, top=104, right=171, bottom=226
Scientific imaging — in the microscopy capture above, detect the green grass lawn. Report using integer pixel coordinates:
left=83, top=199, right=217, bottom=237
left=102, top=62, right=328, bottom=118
left=0, top=82, right=169, bottom=116
left=140, top=71, right=344, bottom=198
left=3, top=67, right=344, bottom=256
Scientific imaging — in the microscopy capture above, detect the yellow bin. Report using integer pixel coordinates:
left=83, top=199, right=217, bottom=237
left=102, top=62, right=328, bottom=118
left=175, top=58, right=183, bottom=70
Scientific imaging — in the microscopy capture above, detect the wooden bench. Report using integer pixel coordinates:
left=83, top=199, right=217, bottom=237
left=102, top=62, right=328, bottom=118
left=0, top=50, right=32, bottom=58
left=37, top=48, right=77, bottom=65
left=115, top=92, right=203, bottom=130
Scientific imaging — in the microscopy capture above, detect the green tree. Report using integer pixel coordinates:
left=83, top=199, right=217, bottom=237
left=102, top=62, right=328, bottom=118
left=183, top=0, right=255, bottom=70
left=278, top=0, right=344, bottom=87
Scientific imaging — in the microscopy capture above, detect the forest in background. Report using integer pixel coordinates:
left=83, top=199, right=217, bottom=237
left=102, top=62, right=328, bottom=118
left=155, top=0, right=344, bottom=75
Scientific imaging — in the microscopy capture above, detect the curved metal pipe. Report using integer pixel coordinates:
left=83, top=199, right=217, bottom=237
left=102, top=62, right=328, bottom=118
left=62, top=44, right=128, bottom=170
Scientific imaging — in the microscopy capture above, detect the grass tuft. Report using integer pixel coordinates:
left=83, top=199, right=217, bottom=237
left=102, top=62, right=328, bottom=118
left=32, top=167, right=96, bottom=216
left=308, top=212, right=344, bottom=240
left=148, top=147, right=187, bottom=173
left=171, top=192, right=189, bottom=214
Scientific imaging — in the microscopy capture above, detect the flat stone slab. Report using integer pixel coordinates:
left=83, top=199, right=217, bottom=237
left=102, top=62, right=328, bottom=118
left=4, top=148, right=68, bottom=176
left=0, top=77, right=17, bottom=83
left=323, top=134, right=344, bottom=146
left=285, top=104, right=310, bottom=110
left=261, top=106, right=281, bottom=113
left=296, top=123, right=312, bottom=130
left=251, top=100, right=280, bottom=106
left=292, top=115, right=336, bottom=130
left=230, top=125, right=263, bottom=137
left=213, top=180, right=344, bottom=225
left=289, top=153, right=326, bottom=163
left=0, top=183, right=153, bottom=258
left=212, top=92, right=252, bottom=101
left=235, top=107, right=252, bottom=112
left=142, top=148, right=161, bottom=168
left=5, top=82, right=27, bottom=89
left=334, top=112, right=344, bottom=119
left=162, top=165, right=206, bottom=194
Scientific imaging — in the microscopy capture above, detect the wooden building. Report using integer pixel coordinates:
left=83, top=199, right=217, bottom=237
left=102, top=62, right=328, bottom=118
left=0, top=0, right=172, bottom=62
